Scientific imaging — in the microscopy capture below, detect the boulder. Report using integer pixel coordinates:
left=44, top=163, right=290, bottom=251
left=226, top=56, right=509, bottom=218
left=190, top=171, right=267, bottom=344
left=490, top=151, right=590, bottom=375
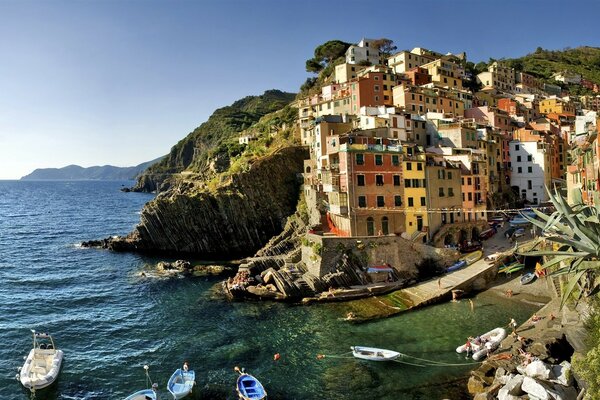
left=468, top=376, right=486, bottom=394
left=503, top=374, right=525, bottom=396
left=521, top=377, right=551, bottom=400
left=551, top=383, right=578, bottom=400
left=157, top=260, right=192, bottom=273
left=192, top=264, right=231, bottom=276
left=550, top=361, right=573, bottom=387
left=524, top=360, right=552, bottom=380
left=497, top=373, right=514, bottom=386
left=497, top=388, right=522, bottom=400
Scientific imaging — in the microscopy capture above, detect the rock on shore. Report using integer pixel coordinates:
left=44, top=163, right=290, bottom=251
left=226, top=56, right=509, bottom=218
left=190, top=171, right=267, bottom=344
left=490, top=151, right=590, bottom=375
left=82, top=146, right=309, bottom=258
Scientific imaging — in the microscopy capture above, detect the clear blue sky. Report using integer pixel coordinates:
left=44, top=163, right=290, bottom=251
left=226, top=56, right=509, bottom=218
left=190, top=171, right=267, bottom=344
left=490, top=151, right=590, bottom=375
left=1, top=0, right=599, bottom=179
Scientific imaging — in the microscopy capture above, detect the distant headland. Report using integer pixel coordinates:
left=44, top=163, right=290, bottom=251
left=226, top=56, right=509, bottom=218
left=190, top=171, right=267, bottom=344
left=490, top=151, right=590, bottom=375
left=21, top=157, right=164, bottom=181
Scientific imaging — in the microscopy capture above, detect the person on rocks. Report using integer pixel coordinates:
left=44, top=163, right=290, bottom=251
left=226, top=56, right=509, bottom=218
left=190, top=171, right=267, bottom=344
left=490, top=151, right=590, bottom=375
left=508, top=317, right=517, bottom=334
left=465, top=338, right=472, bottom=358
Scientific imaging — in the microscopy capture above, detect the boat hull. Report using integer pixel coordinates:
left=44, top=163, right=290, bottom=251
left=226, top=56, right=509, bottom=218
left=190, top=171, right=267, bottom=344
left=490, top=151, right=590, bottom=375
left=456, top=328, right=507, bottom=360
left=19, top=349, right=63, bottom=390
left=520, top=272, right=536, bottom=285
left=167, top=368, right=196, bottom=399
left=124, top=389, right=157, bottom=400
left=236, top=373, right=267, bottom=400
left=351, top=346, right=400, bottom=361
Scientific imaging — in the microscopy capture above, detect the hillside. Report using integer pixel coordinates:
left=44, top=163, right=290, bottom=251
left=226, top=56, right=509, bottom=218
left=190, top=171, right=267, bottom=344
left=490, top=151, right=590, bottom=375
left=143, top=89, right=296, bottom=176
left=505, top=46, right=600, bottom=84
left=21, top=157, right=163, bottom=181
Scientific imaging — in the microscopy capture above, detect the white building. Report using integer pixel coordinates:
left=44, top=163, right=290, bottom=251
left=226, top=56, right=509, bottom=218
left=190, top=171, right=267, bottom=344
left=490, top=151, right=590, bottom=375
left=509, top=140, right=551, bottom=204
left=345, top=38, right=382, bottom=65
left=575, top=110, right=597, bottom=137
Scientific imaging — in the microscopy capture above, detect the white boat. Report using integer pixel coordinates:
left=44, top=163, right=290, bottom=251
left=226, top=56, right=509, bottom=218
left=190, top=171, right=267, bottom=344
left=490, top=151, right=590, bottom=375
left=19, top=330, right=63, bottom=391
left=456, top=327, right=507, bottom=361
left=351, top=346, right=400, bottom=361
left=124, top=388, right=157, bottom=400
left=167, top=368, right=195, bottom=399
left=125, top=366, right=158, bottom=400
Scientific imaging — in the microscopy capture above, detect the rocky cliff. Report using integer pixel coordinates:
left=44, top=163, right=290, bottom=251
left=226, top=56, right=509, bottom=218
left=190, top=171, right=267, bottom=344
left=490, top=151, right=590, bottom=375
left=90, top=146, right=308, bottom=257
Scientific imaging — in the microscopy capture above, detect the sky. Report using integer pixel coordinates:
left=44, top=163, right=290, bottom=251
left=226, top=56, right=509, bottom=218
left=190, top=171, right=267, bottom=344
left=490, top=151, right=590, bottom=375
left=1, top=0, right=599, bottom=179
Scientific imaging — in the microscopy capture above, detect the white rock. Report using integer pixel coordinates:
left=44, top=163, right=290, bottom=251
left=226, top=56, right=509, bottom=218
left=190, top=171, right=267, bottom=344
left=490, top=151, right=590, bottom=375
left=497, top=373, right=514, bottom=385
left=522, top=376, right=551, bottom=400
left=497, top=387, right=522, bottom=400
left=525, top=360, right=552, bottom=380
left=550, top=361, right=574, bottom=387
left=504, top=374, right=525, bottom=395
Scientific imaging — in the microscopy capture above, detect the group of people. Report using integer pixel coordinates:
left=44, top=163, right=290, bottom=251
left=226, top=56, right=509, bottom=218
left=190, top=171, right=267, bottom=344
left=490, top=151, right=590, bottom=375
left=464, top=335, right=494, bottom=358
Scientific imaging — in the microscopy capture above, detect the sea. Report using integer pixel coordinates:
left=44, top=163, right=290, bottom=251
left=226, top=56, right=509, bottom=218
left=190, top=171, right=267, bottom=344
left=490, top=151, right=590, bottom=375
left=0, top=180, right=539, bottom=400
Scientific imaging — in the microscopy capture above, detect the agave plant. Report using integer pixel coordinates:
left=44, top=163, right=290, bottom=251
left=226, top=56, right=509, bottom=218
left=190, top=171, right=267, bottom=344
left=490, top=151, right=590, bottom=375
left=518, top=186, right=600, bottom=308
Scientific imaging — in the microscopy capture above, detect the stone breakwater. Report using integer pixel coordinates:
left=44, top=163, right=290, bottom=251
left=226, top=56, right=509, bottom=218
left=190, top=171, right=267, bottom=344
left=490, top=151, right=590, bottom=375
left=82, top=146, right=309, bottom=258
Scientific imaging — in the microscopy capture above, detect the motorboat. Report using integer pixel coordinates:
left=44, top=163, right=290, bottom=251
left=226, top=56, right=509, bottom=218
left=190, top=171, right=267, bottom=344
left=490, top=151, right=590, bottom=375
left=351, top=346, right=400, bottom=361
left=167, top=367, right=195, bottom=399
left=235, top=367, right=267, bottom=400
left=19, top=330, right=63, bottom=391
left=456, top=328, right=507, bottom=361
left=520, top=272, right=536, bottom=285
left=125, top=366, right=158, bottom=400
left=460, top=250, right=483, bottom=266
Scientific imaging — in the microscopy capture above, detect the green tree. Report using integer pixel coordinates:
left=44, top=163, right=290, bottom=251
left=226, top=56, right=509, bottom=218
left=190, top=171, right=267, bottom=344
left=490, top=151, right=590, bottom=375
left=314, top=40, right=351, bottom=64
left=305, top=58, right=323, bottom=73
left=372, top=38, right=397, bottom=57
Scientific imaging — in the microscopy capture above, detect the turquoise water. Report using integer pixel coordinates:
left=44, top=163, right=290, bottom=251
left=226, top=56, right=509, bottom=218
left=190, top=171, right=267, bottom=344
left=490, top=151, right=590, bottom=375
left=0, top=181, right=538, bottom=399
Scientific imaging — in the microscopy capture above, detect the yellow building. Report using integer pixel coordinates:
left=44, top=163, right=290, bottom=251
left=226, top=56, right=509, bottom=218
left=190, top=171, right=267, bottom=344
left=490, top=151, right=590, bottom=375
left=402, top=145, right=428, bottom=239
left=421, top=59, right=464, bottom=90
left=425, top=154, right=462, bottom=240
left=539, top=97, right=575, bottom=115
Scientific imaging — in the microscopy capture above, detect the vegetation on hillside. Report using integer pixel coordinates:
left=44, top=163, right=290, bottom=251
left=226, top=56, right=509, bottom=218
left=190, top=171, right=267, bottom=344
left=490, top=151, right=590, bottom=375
left=145, top=90, right=296, bottom=175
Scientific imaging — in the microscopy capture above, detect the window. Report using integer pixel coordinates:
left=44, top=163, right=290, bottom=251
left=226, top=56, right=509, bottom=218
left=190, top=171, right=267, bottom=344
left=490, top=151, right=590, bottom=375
left=358, top=196, right=366, bottom=207
left=374, top=85, right=380, bottom=92
left=517, top=156, right=521, bottom=162
left=447, top=171, right=452, bottom=180
left=462, top=178, right=465, bottom=185
left=394, top=195, right=402, bottom=206
left=420, top=197, right=426, bottom=206
left=392, top=155, right=399, bottom=166
left=528, top=180, right=532, bottom=190
left=518, top=167, right=522, bottom=173
left=439, top=187, right=445, bottom=197
left=357, top=175, right=365, bottom=186
left=417, top=163, right=423, bottom=171
left=356, top=153, right=364, bottom=165
left=376, top=175, right=384, bottom=186
left=375, top=154, right=383, bottom=165
left=515, top=144, right=520, bottom=151
left=467, top=178, right=472, bottom=185
left=408, top=197, right=414, bottom=207
left=528, top=166, right=532, bottom=173
left=406, top=162, right=412, bottom=170
left=405, top=179, right=411, bottom=188
left=377, top=196, right=385, bottom=207
left=468, top=193, right=473, bottom=201
left=448, top=188, right=454, bottom=197
left=393, top=175, right=401, bottom=186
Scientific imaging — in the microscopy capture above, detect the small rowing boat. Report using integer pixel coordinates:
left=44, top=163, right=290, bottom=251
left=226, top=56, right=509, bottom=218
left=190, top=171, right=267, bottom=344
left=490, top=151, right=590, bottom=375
left=460, top=250, right=483, bottom=266
left=351, top=346, right=400, bottom=361
left=235, top=367, right=267, bottom=400
left=447, top=260, right=467, bottom=272
left=167, top=366, right=195, bottom=399
left=125, top=366, right=158, bottom=400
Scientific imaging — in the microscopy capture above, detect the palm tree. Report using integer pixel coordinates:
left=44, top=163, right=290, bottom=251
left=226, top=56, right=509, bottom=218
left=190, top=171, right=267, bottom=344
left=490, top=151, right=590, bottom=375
left=519, top=187, right=600, bottom=308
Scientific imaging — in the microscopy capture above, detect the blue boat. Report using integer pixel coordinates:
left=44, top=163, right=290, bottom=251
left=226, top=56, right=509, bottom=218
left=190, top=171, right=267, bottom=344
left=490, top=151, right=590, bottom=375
left=167, top=368, right=195, bottom=399
left=124, top=388, right=157, bottom=400
left=447, top=260, right=467, bottom=272
left=235, top=367, right=267, bottom=400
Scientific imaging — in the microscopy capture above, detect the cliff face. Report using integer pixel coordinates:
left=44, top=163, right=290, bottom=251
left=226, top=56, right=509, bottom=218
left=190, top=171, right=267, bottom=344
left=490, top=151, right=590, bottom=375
left=107, top=146, right=308, bottom=257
